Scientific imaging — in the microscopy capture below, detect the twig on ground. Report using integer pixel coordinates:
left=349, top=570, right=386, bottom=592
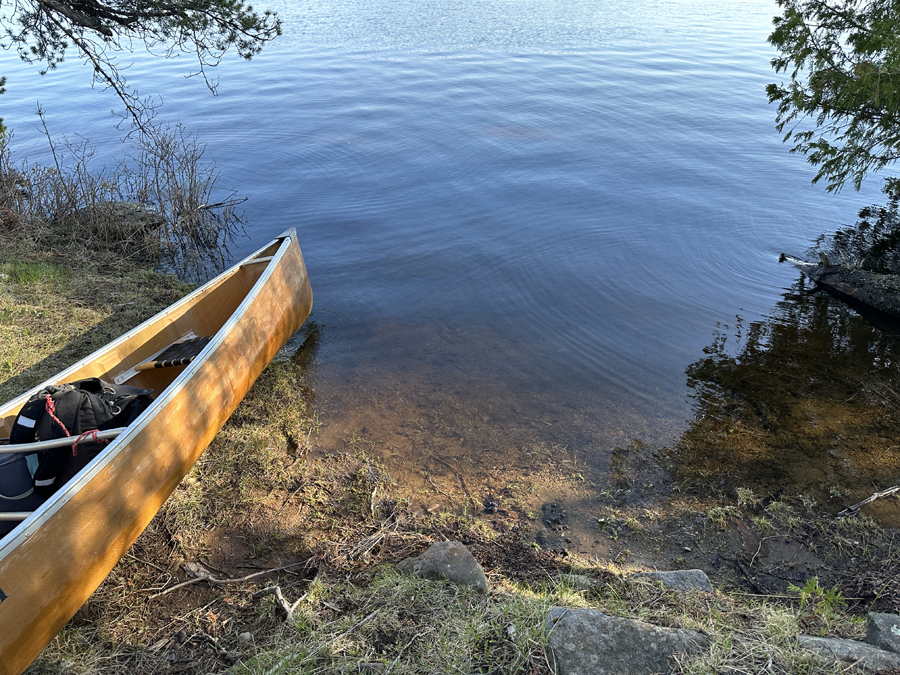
left=735, top=560, right=764, bottom=594
left=346, top=518, right=400, bottom=561
left=125, top=552, right=170, bottom=575
left=427, top=474, right=451, bottom=498
left=331, top=609, right=380, bottom=644
left=750, top=536, right=780, bottom=567
left=371, top=485, right=379, bottom=520
left=838, top=484, right=900, bottom=517
left=148, top=560, right=308, bottom=599
left=386, top=632, right=423, bottom=674
left=254, top=585, right=309, bottom=622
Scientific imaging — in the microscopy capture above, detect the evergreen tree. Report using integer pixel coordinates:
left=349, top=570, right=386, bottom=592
left=767, top=0, right=900, bottom=192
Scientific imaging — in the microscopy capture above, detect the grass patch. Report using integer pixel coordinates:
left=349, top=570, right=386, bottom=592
left=0, top=235, right=190, bottom=401
left=235, top=569, right=554, bottom=675
left=2, top=260, right=65, bottom=284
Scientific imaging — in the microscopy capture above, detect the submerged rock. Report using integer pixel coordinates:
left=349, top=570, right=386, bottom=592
left=542, top=502, right=569, bottom=531
left=547, top=607, right=708, bottom=675
left=396, top=541, right=488, bottom=594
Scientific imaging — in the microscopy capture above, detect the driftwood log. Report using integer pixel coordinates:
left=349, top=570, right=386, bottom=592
left=781, top=255, right=900, bottom=328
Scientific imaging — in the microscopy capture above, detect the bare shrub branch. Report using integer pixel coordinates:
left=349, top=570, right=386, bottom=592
left=0, top=118, right=246, bottom=280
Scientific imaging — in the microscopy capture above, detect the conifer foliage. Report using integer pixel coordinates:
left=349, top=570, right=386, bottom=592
left=767, top=0, right=900, bottom=192
left=0, top=0, right=281, bottom=126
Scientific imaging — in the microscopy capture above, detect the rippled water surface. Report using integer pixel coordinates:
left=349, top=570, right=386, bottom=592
left=3, top=0, right=893, bottom=544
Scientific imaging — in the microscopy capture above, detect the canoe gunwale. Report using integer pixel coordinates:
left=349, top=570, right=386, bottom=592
left=0, top=234, right=283, bottom=422
left=0, top=229, right=298, bottom=560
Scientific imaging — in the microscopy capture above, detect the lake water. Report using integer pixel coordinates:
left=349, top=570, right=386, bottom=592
left=1, top=0, right=891, bottom=544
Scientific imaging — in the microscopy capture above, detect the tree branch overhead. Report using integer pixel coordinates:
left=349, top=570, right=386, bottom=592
left=767, top=0, right=900, bottom=191
left=1, top=0, right=282, bottom=127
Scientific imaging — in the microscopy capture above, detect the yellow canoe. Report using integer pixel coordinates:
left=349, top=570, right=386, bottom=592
left=0, top=229, right=312, bottom=675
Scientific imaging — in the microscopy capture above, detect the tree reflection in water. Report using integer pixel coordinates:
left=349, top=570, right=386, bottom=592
left=676, top=276, right=900, bottom=521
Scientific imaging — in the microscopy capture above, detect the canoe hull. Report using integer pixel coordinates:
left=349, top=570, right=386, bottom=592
left=0, top=231, right=312, bottom=675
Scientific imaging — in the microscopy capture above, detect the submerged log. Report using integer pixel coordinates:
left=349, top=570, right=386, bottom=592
left=780, top=254, right=900, bottom=330
left=808, top=265, right=900, bottom=317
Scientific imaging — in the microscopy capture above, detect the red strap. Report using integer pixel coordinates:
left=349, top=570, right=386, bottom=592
left=71, top=429, right=109, bottom=456
left=44, top=395, right=110, bottom=456
left=44, top=395, right=70, bottom=437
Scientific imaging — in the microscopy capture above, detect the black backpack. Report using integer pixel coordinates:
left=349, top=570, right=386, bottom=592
left=0, top=452, right=44, bottom=538
left=8, top=377, right=153, bottom=499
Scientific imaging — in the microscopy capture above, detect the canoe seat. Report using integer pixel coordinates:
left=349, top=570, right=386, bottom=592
left=135, top=336, right=212, bottom=372
left=114, top=334, right=212, bottom=384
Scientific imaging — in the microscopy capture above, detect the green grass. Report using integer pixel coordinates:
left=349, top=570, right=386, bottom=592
left=0, top=235, right=190, bottom=402
left=236, top=569, right=554, bottom=675
left=1, top=260, right=66, bottom=284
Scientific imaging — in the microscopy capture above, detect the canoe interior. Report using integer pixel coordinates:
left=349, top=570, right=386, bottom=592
left=0, top=239, right=279, bottom=439
left=0, top=232, right=312, bottom=675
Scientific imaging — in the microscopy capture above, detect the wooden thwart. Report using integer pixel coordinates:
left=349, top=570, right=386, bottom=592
left=240, top=256, right=274, bottom=268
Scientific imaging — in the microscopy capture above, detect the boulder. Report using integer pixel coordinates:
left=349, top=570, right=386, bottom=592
left=547, top=607, right=708, bottom=675
left=396, top=541, right=488, bottom=594
left=633, top=569, right=714, bottom=593
left=867, top=613, right=900, bottom=654
left=798, top=635, right=900, bottom=673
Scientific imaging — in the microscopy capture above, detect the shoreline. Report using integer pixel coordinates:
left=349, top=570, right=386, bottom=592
left=3, top=234, right=900, bottom=674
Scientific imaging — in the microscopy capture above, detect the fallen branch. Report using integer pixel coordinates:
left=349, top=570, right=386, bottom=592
left=254, top=585, right=309, bottom=622
left=838, top=484, right=900, bottom=517
left=431, top=455, right=481, bottom=511
left=749, top=536, right=779, bottom=567
left=427, top=474, right=450, bottom=498
left=346, top=518, right=400, bottom=561
left=148, top=560, right=308, bottom=599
